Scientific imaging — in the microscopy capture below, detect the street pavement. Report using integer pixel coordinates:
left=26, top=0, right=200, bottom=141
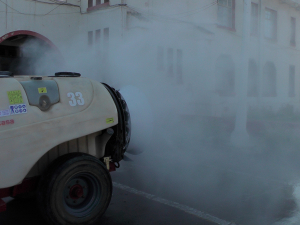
left=1, top=126, right=300, bottom=225
left=0, top=185, right=217, bottom=225
left=111, top=145, right=299, bottom=225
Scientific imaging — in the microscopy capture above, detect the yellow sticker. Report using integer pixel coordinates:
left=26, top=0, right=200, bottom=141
left=106, top=118, right=114, bottom=124
left=38, top=87, right=47, bottom=94
left=7, top=90, right=23, bottom=105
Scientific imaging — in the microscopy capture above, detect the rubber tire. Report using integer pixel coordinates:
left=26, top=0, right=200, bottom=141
left=37, top=153, right=112, bottom=225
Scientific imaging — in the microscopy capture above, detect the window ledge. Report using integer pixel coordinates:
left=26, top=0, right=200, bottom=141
left=216, top=90, right=236, bottom=97
left=264, top=37, right=277, bottom=43
left=217, top=25, right=236, bottom=32
left=87, top=2, right=109, bottom=12
left=262, top=95, right=277, bottom=97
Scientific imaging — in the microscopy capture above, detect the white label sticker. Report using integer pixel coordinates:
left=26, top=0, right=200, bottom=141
left=67, top=92, right=85, bottom=106
left=10, top=104, right=27, bottom=115
left=0, top=109, right=10, bottom=117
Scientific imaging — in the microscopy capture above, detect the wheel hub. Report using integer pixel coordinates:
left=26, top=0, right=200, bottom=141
left=64, top=178, right=89, bottom=207
left=69, top=184, right=84, bottom=200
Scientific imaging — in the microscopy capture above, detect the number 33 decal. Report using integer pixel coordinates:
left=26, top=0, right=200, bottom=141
left=67, top=92, right=85, bottom=106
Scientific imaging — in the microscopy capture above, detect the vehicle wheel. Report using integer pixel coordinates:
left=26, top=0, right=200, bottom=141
left=37, top=153, right=112, bottom=225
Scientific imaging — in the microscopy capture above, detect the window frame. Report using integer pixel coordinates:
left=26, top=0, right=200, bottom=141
left=217, top=0, right=236, bottom=32
left=176, top=49, right=183, bottom=84
left=167, top=48, right=174, bottom=77
left=88, top=31, right=93, bottom=46
left=250, top=3, right=259, bottom=36
left=157, top=46, right=164, bottom=72
left=87, top=0, right=109, bottom=12
left=264, top=7, right=277, bottom=41
left=289, top=65, right=296, bottom=97
left=215, top=55, right=236, bottom=97
left=103, top=27, right=109, bottom=44
left=247, top=59, right=259, bottom=97
left=262, top=62, right=277, bottom=97
left=290, top=17, right=296, bottom=46
left=88, top=0, right=93, bottom=8
left=95, top=29, right=101, bottom=44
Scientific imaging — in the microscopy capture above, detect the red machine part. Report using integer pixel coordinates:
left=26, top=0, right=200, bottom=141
left=0, top=199, right=6, bottom=212
left=109, top=162, right=116, bottom=172
left=0, top=177, right=39, bottom=212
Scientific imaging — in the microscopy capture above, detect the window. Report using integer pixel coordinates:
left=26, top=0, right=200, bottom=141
left=264, top=8, right=277, bottom=40
left=88, top=31, right=93, bottom=46
left=95, top=29, right=101, bottom=44
left=96, top=0, right=109, bottom=4
left=103, top=28, right=109, bottom=58
left=289, top=65, right=295, bottom=97
left=217, top=0, right=235, bottom=29
left=215, top=55, right=235, bottom=96
left=0, top=47, right=5, bottom=56
left=291, top=17, right=296, bottom=46
left=262, top=62, right=277, bottom=97
left=247, top=59, right=259, bottom=97
left=88, top=0, right=109, bottom=11
left=88, top=0, right=93, bottom=8
left=251, top=3, right=259, bottom=36
left=176, top=49, right=183, bottom=84
left=104, top=28, right=109, bottom=45
left=1, top=64, right=9, bottom=71
left=167, top=48, right=174, bottom=77
left=157, top=46, right=164, bottom=71
left=158, top=47, right=184, bottom=83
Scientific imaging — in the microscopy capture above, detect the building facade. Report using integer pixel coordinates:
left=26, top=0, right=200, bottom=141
left=1, top=0, right=300, bottom=117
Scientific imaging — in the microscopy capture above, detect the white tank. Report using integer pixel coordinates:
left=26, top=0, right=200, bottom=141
left=0, top=75, right=120, bottom=188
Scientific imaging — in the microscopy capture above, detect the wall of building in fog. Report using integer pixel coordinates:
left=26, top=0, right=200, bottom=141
left=123, top=0, right=300, bottom=116
left=0, top=0, right=80, bottom=54
left=1, top=0, right=300, bottom=116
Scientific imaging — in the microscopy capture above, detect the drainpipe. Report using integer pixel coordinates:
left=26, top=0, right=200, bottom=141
left=230, top=0, right=252, bottom=147
left=120, top=0, right=129, bottom=38
left=258, top=0, right=263, bottom=107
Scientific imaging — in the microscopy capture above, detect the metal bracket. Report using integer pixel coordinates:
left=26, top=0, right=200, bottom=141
left=103, top=157, right=111, bottom=171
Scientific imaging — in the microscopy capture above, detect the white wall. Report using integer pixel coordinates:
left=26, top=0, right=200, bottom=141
left=2, top=0, right=300, bottom=114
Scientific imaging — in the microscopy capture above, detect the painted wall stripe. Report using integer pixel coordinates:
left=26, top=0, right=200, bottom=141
left=113, top=182, right=236, bottom=225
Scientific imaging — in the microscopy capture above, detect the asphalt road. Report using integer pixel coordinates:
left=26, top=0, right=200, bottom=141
left=1, top=146, right=298, bottom=225
left=110, top=148, right=299, bottom=225
left=0, top=186, right=216, bottom=225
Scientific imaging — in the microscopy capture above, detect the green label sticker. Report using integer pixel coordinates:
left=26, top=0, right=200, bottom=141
left=106, top=118, right=114, bottom=124
left=7, top=90, right=23, bottom=105
left=38, top=87, right=47, bottom=94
